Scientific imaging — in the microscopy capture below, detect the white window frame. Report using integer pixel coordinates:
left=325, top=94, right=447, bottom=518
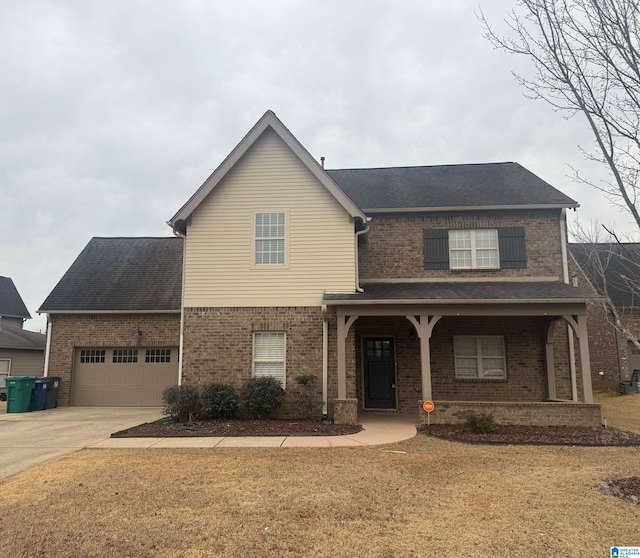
left=0, top=359, right=11, bottom=383
left=454, top=335, right=506, bottom=379
left=252, top=332, right=286, bottom=387
left=254, top=211, right=286, bottom=265
left=449, top=229, right=499, bottom=270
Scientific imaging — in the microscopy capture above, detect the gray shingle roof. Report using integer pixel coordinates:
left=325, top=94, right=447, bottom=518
left=0, top=325, right=46, bottom=350
left=326, top=162, right=578, bottom=210
left=570, top=243, right=640, bottom=309
left=39, top=238, right=183, bottom=312
left=0, top=277, right=31, bottom=319
left=323, top=281, right=590, bottom=303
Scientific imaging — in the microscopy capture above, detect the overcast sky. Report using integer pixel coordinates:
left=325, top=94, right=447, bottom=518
left=2, top=0, right=633, bottom=333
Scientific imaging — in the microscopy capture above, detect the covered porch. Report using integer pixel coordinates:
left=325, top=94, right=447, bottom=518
left=323, top=282, right=600, bottom=427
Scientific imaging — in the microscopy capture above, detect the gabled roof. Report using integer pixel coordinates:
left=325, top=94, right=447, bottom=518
left=326, top=163, right=578, bottom=212
left=169, top=110, right=366, bottom=230
left=39, top=237, right=183, bottom=312
left=0, top=325, right=45, bottom=351
left=570, top=243, right=640, bottom=309
left=0, top=277, right=31, bottom=319
left=323, top=281, right=590, bottom=304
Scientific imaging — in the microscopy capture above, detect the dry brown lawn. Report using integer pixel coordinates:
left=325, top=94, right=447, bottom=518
left=3, top=394, right=640, bottom=556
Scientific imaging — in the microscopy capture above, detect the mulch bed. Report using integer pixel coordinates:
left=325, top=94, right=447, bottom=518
left=112, top=419, right=362, bottom=438
left=420, top=424, right=640, bottom=446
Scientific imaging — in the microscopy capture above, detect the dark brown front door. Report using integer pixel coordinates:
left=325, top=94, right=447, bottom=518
left=363, top=338, right=396, bottom=409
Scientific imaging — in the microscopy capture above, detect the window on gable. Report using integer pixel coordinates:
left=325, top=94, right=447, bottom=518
left=454, top=336, right=506, bottom=379
left=424, top=227, right=526, bottom=270
left=255, top=212, right=285, bottom=265
left=449, top=229, right=499, bottom=269
left=253, top=332, right=286, bottom=387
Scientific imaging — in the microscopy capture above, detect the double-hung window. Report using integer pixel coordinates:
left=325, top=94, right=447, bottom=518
left=255, top=212, right=285, bottom=265
left=454, top=336, right=506, bottom=379
left=449, top=229, right=498, bottom=269
left=253, top=332, right=286, bottom=386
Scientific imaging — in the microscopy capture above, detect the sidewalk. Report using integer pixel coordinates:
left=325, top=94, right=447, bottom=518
left=89, top=413, right=418, bottom=449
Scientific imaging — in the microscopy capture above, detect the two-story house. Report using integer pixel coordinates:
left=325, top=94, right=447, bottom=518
left=40, top=111, right=600, bottom=426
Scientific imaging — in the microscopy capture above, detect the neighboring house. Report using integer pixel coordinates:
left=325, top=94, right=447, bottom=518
left=570, top=243, right=640, bottom=391
left=40, top=111, right=600, bottom=426
left=0, top=277, right=46, bottom=392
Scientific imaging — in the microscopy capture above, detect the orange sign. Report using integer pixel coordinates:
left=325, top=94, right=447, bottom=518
left=423, top=400, right=435, bottom=413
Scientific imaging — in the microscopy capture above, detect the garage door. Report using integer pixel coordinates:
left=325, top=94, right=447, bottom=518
left=72, top=347, right=179, bottom=406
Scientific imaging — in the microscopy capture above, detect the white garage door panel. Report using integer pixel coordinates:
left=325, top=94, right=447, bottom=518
left=73, top=348, right=178, bottom=406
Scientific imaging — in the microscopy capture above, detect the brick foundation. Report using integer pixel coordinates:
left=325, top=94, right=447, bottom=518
left=419, top=400, right=602, bottom=426
left=333, top=398, right=359, bottom=425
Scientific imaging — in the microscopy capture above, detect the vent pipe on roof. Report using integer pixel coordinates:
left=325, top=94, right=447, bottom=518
left=320, top=156, right=325, bottom=169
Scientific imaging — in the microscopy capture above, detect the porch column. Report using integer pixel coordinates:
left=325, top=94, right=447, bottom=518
left=336, top=310, right=358, bottom=399
left=545, top=320, right=557, bottom=400
left=406, top=315, right=442, bottom=402
left=563, top=315, right=594, bottom=404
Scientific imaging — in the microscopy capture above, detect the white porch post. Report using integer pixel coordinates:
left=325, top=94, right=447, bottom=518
left=406, top=315, right=442, bottom=402
left=336, top=310, right=358, bottom=400
left=545, top=320, right=557, bottom=400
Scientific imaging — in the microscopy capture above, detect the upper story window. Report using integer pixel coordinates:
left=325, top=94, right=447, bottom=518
left=424, top=227, right=526, bottom=270
left=255, top=212, right=285, bottom=265
left=449, top=229, right=499, bottom=269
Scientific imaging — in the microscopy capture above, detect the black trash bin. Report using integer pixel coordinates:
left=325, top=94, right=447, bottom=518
left=30, top=378, right=49, bottom=411
left=45, top=377, right=61, bottom=409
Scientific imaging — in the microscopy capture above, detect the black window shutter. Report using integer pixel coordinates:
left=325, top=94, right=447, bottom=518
left=424, top=229, right=449, bottom=270
left=498, top=227, right=527, bottom=269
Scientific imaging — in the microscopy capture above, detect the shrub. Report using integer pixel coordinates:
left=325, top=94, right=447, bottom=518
left=201, top=383, right=239, bottom=419
left=464, top=412, right=497, bottom=434
left=240, top=377, right=285, bottom=419
left=294, top=374, right=320, bottom=420
left=162, top=385, right=200, bottom=422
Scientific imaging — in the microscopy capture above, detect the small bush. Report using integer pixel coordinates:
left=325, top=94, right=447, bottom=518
left=162, top=384, right=201, bottom=422
left=464, top=412, right=497, bottom=434
left=201, top=383, right=239, bottom=419
left=240, top=377, right=285, bottom=419
left=294, top=374, right=320, bottom=420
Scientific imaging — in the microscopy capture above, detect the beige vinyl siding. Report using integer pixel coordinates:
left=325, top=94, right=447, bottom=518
left=184, top=128, right=356, bottom=307
left=0, top=349, right=44, bottom=376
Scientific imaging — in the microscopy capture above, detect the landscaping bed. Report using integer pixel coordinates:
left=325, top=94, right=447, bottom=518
left=420, top=424, right=640, bottom=446
left=112, top=418, right=362, bottom=438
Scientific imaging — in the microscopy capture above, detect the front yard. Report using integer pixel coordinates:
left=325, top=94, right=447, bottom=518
left=1, top=391, right=640, bottom=557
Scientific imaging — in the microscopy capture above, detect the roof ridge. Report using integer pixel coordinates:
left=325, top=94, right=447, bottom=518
left=326, top=162, right=516, bottom=172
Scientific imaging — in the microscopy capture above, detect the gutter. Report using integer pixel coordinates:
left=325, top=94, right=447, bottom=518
left=169, top=221, right=187, bottom=386
left=43, top=315, right=52, bottom=377
left=321, top=304, right=328, bottom=418
left=354, top=218, right=371, bottom=293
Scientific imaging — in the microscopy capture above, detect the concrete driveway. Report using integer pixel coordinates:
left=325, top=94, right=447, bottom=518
left=0, top=404, right=162, bottom=481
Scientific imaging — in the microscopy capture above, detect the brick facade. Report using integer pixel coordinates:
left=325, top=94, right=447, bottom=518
left=419, top=401, right=601, bottom=426
left=48, top=313, right=181, bottom=406
left=359, top=210, right=564, bottom=280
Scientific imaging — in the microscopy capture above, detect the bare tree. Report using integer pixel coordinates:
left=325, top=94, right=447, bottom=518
left=480, top=0, right=640, bottom=226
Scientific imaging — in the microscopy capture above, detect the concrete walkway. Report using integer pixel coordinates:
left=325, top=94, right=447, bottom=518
left=0, top=405, right=417, bottom=481
left=89, top=412, right=418, bottom=449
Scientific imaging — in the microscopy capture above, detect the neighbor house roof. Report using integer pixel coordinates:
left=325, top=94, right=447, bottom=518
left=0, top=326, right=45, bottom=351
left=326, top=162, right=578, bottom=212
left=570, top=243, right=640, bottom=309
left=39, top=237, right=183, bottom=312
left=169, top=110, right=366, bottom=231
left=323, top=281, right=590, bottom=304
left=0, top=276, right=31, bottom=319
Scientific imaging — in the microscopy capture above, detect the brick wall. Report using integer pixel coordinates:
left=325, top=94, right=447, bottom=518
left=183, top=306, right=334, bottom=418
left=420, top=400, right=601, bottom=426
left=359, top=210, right=564, bottom=280
left=48, top=313, right=181, bottom=406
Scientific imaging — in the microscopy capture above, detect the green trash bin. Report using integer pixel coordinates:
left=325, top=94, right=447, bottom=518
left=5, top=376, right=37, bottom=413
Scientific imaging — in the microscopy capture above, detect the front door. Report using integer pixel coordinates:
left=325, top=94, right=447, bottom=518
left=363, top=338, right=396, bottom=409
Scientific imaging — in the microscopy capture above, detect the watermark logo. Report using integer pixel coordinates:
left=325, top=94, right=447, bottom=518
left=612, top=547, right=640, bottom=557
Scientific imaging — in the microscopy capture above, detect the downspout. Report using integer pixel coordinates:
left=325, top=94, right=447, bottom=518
left=355, top=218, right=371, bottom=293
left=322, top=304, right=328, bottom=419
left=560, top=208, right=578, bottom=400
left=43, top=315, right=52, bottom=377
left=169, top=222, right=187, bottom=386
